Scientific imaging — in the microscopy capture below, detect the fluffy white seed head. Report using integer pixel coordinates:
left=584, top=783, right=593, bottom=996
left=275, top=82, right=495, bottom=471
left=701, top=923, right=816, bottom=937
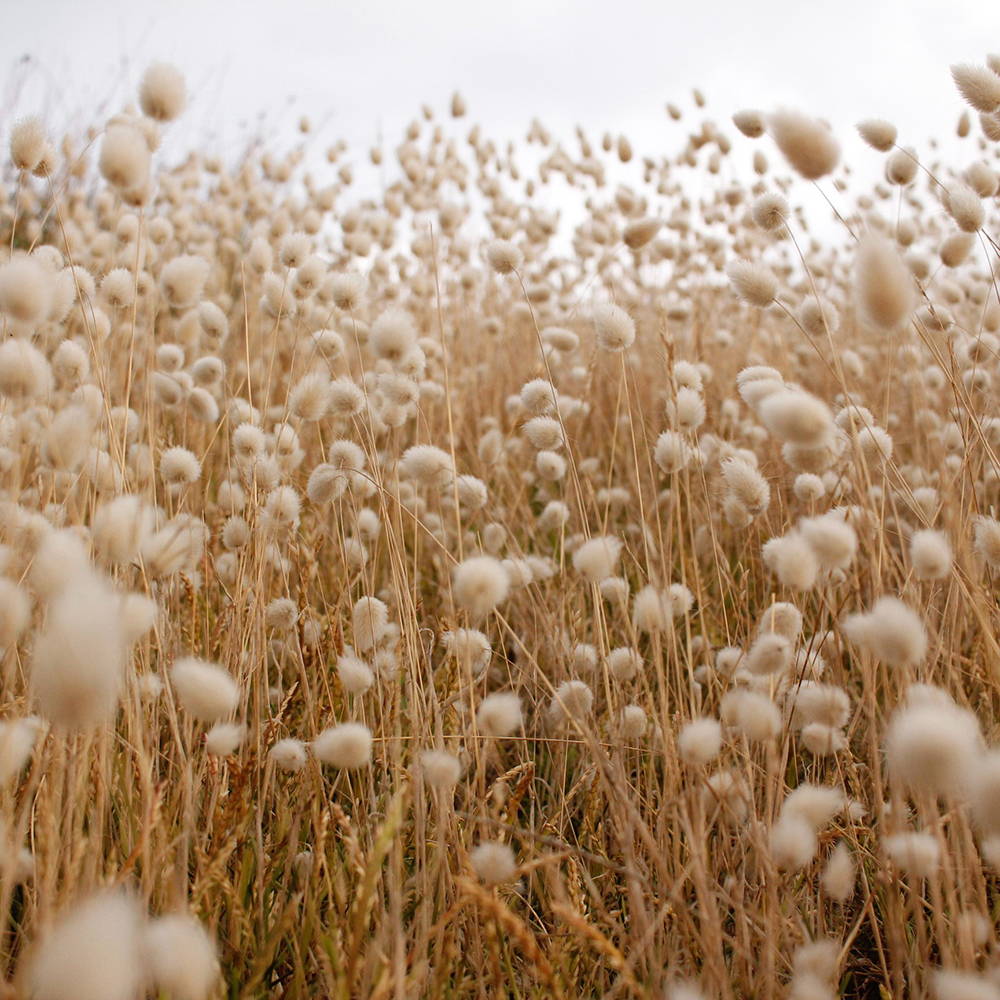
left=592, top=303, right=636, bottom=351
left=745, top=631, right=793, bottom=676
left=143, top=913, right=218, bottom=1000
left=945, top=182, right=985, bottom=233
left=10, top=116, right=47, bottom=171
left=884, top=832, right=940, bottom=879
left=453, top=556, right=509, bottom=619
left=420, top=749, right=463, bottom=789
left=205, top=722, right=245, bottom=756
left=677, top=717, right=722, bottom=766
left=470, top=841, right=517, bottom=884
left=821, top=842, right=856, bottom=902
left=486, top=239, right=523, bottom=274
left=762, top=534, right=819, bottom=590
left=313, top=722, right=373, bottom=768
left=25, top=890, right=144, bottom=1000
left=885, top=691, right=980, bottom=797
left=842, top=597, right=927, bottom=669
left=951, top=63, right=1000, bottom=113
left=476, top=691, right=522, bottom=737
left=0, top=716, right=43, bottom=783
left=720, top=689, right=781, bottom=742
left=160, top=446, right=201, bottom=486
left=780, top=785, right=844, bottom=830
left=758, top=390, right=833, bottom=446
left=855, top=234, right=914, bottom=332
left=770, top=815, right=818, bottom=871
left=909, top=530, right=952, bottom=580
left=750, top=192, right=788, bottom=231
left=170, top=657, right=240, bottom=722
left=99, top=124, right=150, bottom=192
left=767, top=109, right=840, bottom=179
left=0, top=256, right=54, bottom=325
left=548, top=679, right=594, bottom=726
left=0, top=579, right=31, bottom=650
left=30, top=577, right=126, bottom=729
left=139, top=63, right=187, bottom=122
left=352, top=596, right=389, bottom=653
left=798, top=513, right=857, bottom=571
left=857, top=119, right=897, bottom=152
left=572, top=535, right=622, bottom=582
left=269, top=738, right=308, bottom=772
left=726, top=259, right=777, bottom=307
left=337, top=650, right=374, bottom=694
left=732, top=109, right=765, bottom=137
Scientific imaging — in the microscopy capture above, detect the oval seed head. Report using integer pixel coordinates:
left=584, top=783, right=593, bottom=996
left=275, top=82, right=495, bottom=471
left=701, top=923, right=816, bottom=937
left=160, top=446, right=201, bottom=485
left=885, top=692, right=980, bottom=798
left=798, top=513, right=857, bottom=571
left=750, top=192, right=788, bottom=231
left=767, top=109, right=840, bottom=180
left=654, top=430, right=692, bottom=473
left=758, top=390, right=833, bottom=446
left=486, top=239, right=523, bottom=275
left=470, top=841, right=517, bottom=884
left=745, top=631, right=793, bottom=676
left=548, top=680, right=594, bottom=727
left=821, top=841, right=856, bottom=902
left=205, top=721, right=246, bottom=757
left=592, top=302, right=636, bottom=351
left=336, top=649, right=374, bottom=694
left=453, top=556, right=509, bottom=620
left=780, top=785, right=844, bottom=830
left=30, top=578, right=126, bottom=730
left=0, top=716, right=43, bottom=783
left=269, top=738, right=308, bottom=772
left=945, top=182, right=985, bottom=233
left=856, top=119, right=897, bottom=152
left=0, top=256, right=54, bottom=326
left=10, top=116, right=47, bottom=171
left=99, top=124, right=150, bottom=191
left=762, top=534, right=819, bottom=590
left=572, top=535, right=623, bottom=582
left=884, top=832, right=940, bottom=879
left=313, top=722, right=373, bottom=769
left=720, top=689, right=781, bottom=742
left=909, top=530, right=952, bottom=580
left=854, top=233, right=914, bottom=332
left=139, top=62, right=187, bottom=122
left=419, top=749, right=462, bottom=789
left=973, top=516, right=1000, bottom=569
left=770, top=816, right=818, bottom=871
left=0, top=576, right=30, bottom=650
left=732, top=109, right=765, bottom=138
left=25, top=890, right=144, bottom=1000
left=951, top=63, right=1000, bottom=113
left=677, top=717, right=722, bottom=766
left=726, top=259, right=777, bottom=307
left=885, top=146, right=918, bottom=185
left=623, top=217, right=661, bottom=249
left=170, top=657, right=240, bottom=722
left=352, top=596, right=389, bottom=653
left=476, top=691, right=522, bottom=737
left=841, top=597, right=927, bottom=669
left=161, top=255, right=209, bottom=309
left=143, top=913, right=218, bottom=1000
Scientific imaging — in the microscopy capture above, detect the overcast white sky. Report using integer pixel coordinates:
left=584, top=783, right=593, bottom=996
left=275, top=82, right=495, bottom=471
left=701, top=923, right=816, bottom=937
left=1, top=0, right=995, bottom=227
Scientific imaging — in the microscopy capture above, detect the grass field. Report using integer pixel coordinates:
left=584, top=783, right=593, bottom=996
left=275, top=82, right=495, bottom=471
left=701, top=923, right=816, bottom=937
left=1, top=56, right=1000, bottom=1000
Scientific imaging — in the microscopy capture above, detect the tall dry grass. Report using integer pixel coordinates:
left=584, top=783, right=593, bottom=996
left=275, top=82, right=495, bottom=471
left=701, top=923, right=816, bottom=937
left=0, top=56, right=999, bottom=1000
